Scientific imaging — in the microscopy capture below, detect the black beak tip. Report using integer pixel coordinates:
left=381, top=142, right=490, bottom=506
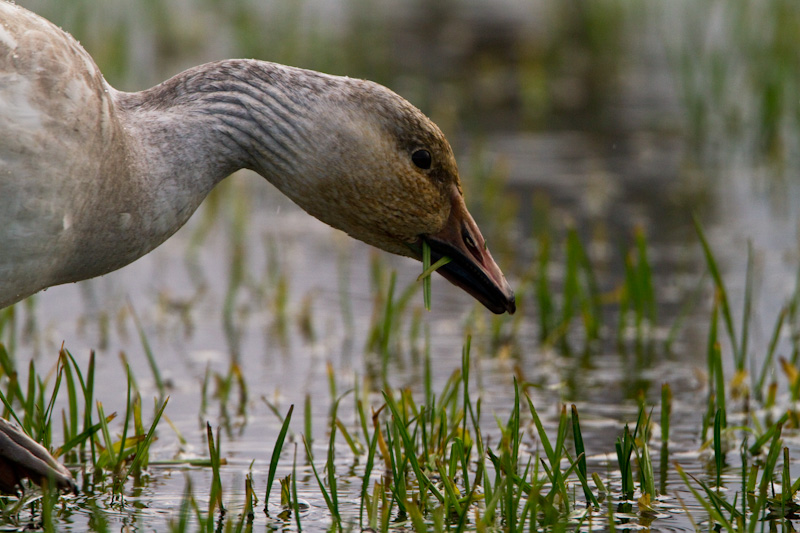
left=417, top=235, right=516, bottom=315
left=485, top=291, right=516, bottom=315
left=506, top=294, right=516, bottom=315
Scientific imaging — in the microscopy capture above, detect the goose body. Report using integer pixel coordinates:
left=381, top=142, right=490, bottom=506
left=0, top=1, right=515, bottom=314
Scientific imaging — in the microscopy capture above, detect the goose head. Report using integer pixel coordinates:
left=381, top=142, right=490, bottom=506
left=251, top=73, right=515, bottom=314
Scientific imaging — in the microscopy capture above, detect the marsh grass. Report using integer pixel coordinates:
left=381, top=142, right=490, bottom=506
left=365, top=260, right=420, bottom=385
left=660, top=222, right=800, bottom=531
left=5, top=215, right=800, bottom=532
left=533, top=224, right=668, bottom=361
left=2, top=223, right=800, bottom=532
left=532, top=226, right=600, bottom=353
left=618, top=228, right=657, bottom=355
left=0, top=341, right=172, bottom=524
left=675, top=0, right=800, bottom=165
left=264, top=405, right=293, bottom=515
left=8, top=0, right=800, bottom=530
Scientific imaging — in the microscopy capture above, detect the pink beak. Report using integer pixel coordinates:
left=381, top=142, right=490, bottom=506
left=420, top=185, right=515, bottom=315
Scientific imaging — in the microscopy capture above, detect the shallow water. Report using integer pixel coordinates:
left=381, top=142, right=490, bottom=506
left=6, top=0, right=800, bottom=530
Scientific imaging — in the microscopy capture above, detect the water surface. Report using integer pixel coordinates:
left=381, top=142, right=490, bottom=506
left=6, top=0, right=800, bottom=530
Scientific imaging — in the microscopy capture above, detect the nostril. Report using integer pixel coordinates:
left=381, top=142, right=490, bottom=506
left=462, top=229, right=481, bottom=261
left=465, top=234, right=476, bottom=250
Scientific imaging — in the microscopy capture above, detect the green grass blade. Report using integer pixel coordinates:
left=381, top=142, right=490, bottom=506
left=418, top=240, right=452, bottom=312
left=676, top=464, right=736, bottom=531
left=264, top=400, right=292, bottom=514
left=570, top=405, right=599, bottom=506
left=435, top=459, right=462, bottom=516
left=56, top=417, right=113, bottom=457
left=748, top=411, right=788, bottom=454
left=129, top=302, right=166, bottom=398
left=693, top=214, right=740, bottom=367
left=125, top=397, right=169, bottom=484
left=635, top=227, right=656, bottom=325
left=0, top=387, right=24, bottom=430
left=115, top=366, right=134, bottom=480
left=713, top=408, right=723, bottom=489
left=740, top=242, right=753, bottom=372
left=525, top=395, right=556, bottom=468
left=756, top=307, right=786, bottom=401
left=291, top=445, right=302, bottom=532
left=382, top=391, right=444, bottom=503
left=359, top=429, right=379, bottom=529
left=96, top=402, right=116, bottom=467
left=418, top=256, right=452, bottom=283
left=536, top=234, right=554, bottom=342
left=206, top=422, right=224, bottom=514
left=302, top=435, right=341, bottom=528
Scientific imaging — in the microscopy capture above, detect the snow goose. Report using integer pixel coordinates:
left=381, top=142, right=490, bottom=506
left=0, top=1, right=515, bottom=314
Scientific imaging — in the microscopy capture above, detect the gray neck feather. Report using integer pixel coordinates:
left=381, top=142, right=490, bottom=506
left=114, top=60, right=334, bottom=229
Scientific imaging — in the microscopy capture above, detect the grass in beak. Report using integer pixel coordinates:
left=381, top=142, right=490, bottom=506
left=418, top=240, right=452, bottom=311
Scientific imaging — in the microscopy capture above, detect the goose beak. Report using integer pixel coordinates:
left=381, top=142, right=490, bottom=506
left=419, top=186, right=516, bottom=315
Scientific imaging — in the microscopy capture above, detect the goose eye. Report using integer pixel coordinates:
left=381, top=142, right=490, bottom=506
left=411, top=149, right=432, bottom=170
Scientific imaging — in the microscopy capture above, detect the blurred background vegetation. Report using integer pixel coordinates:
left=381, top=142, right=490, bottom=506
left=18, top=0, right=800, bottom=375
left=21, top=0, right=800, bottom=241
left=7, top=0, right=800, bottom=529
left=20, top=0, right=799, bottom=152
left=23, top=0, right=631, bottom=132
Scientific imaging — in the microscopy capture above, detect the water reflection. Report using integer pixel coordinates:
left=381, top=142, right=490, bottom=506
left=5, top=0, right=800, bottom=530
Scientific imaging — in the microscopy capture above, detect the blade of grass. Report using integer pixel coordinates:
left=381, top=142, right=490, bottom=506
left=96, top=402, right=116, bottom=467
left=676, top=464, right=736, bottom=531
left=693, top=215, right=740, bottom=368
left=302, top=435, right=341, bottom=529
left=418, top=240, right=452, bottom=311
left=291, top=444, right=302, bottom=532
left=740, top=242, right=753, bottom=373
left=206, top=422, right=224, bottom=514
left=124, top=396, right=169, bottom=482
left=359, top=429, right=379, bottom=529
left=129, top=302, right=166, bottom=398
left=756, top=307, right=786, bottom=401
left=382, top=391, right=444, bottom=503
left=571, top=405, right=599, bottom=506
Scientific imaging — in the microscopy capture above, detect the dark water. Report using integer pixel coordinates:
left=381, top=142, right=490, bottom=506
left=5, top=0, right=800, bottom=530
